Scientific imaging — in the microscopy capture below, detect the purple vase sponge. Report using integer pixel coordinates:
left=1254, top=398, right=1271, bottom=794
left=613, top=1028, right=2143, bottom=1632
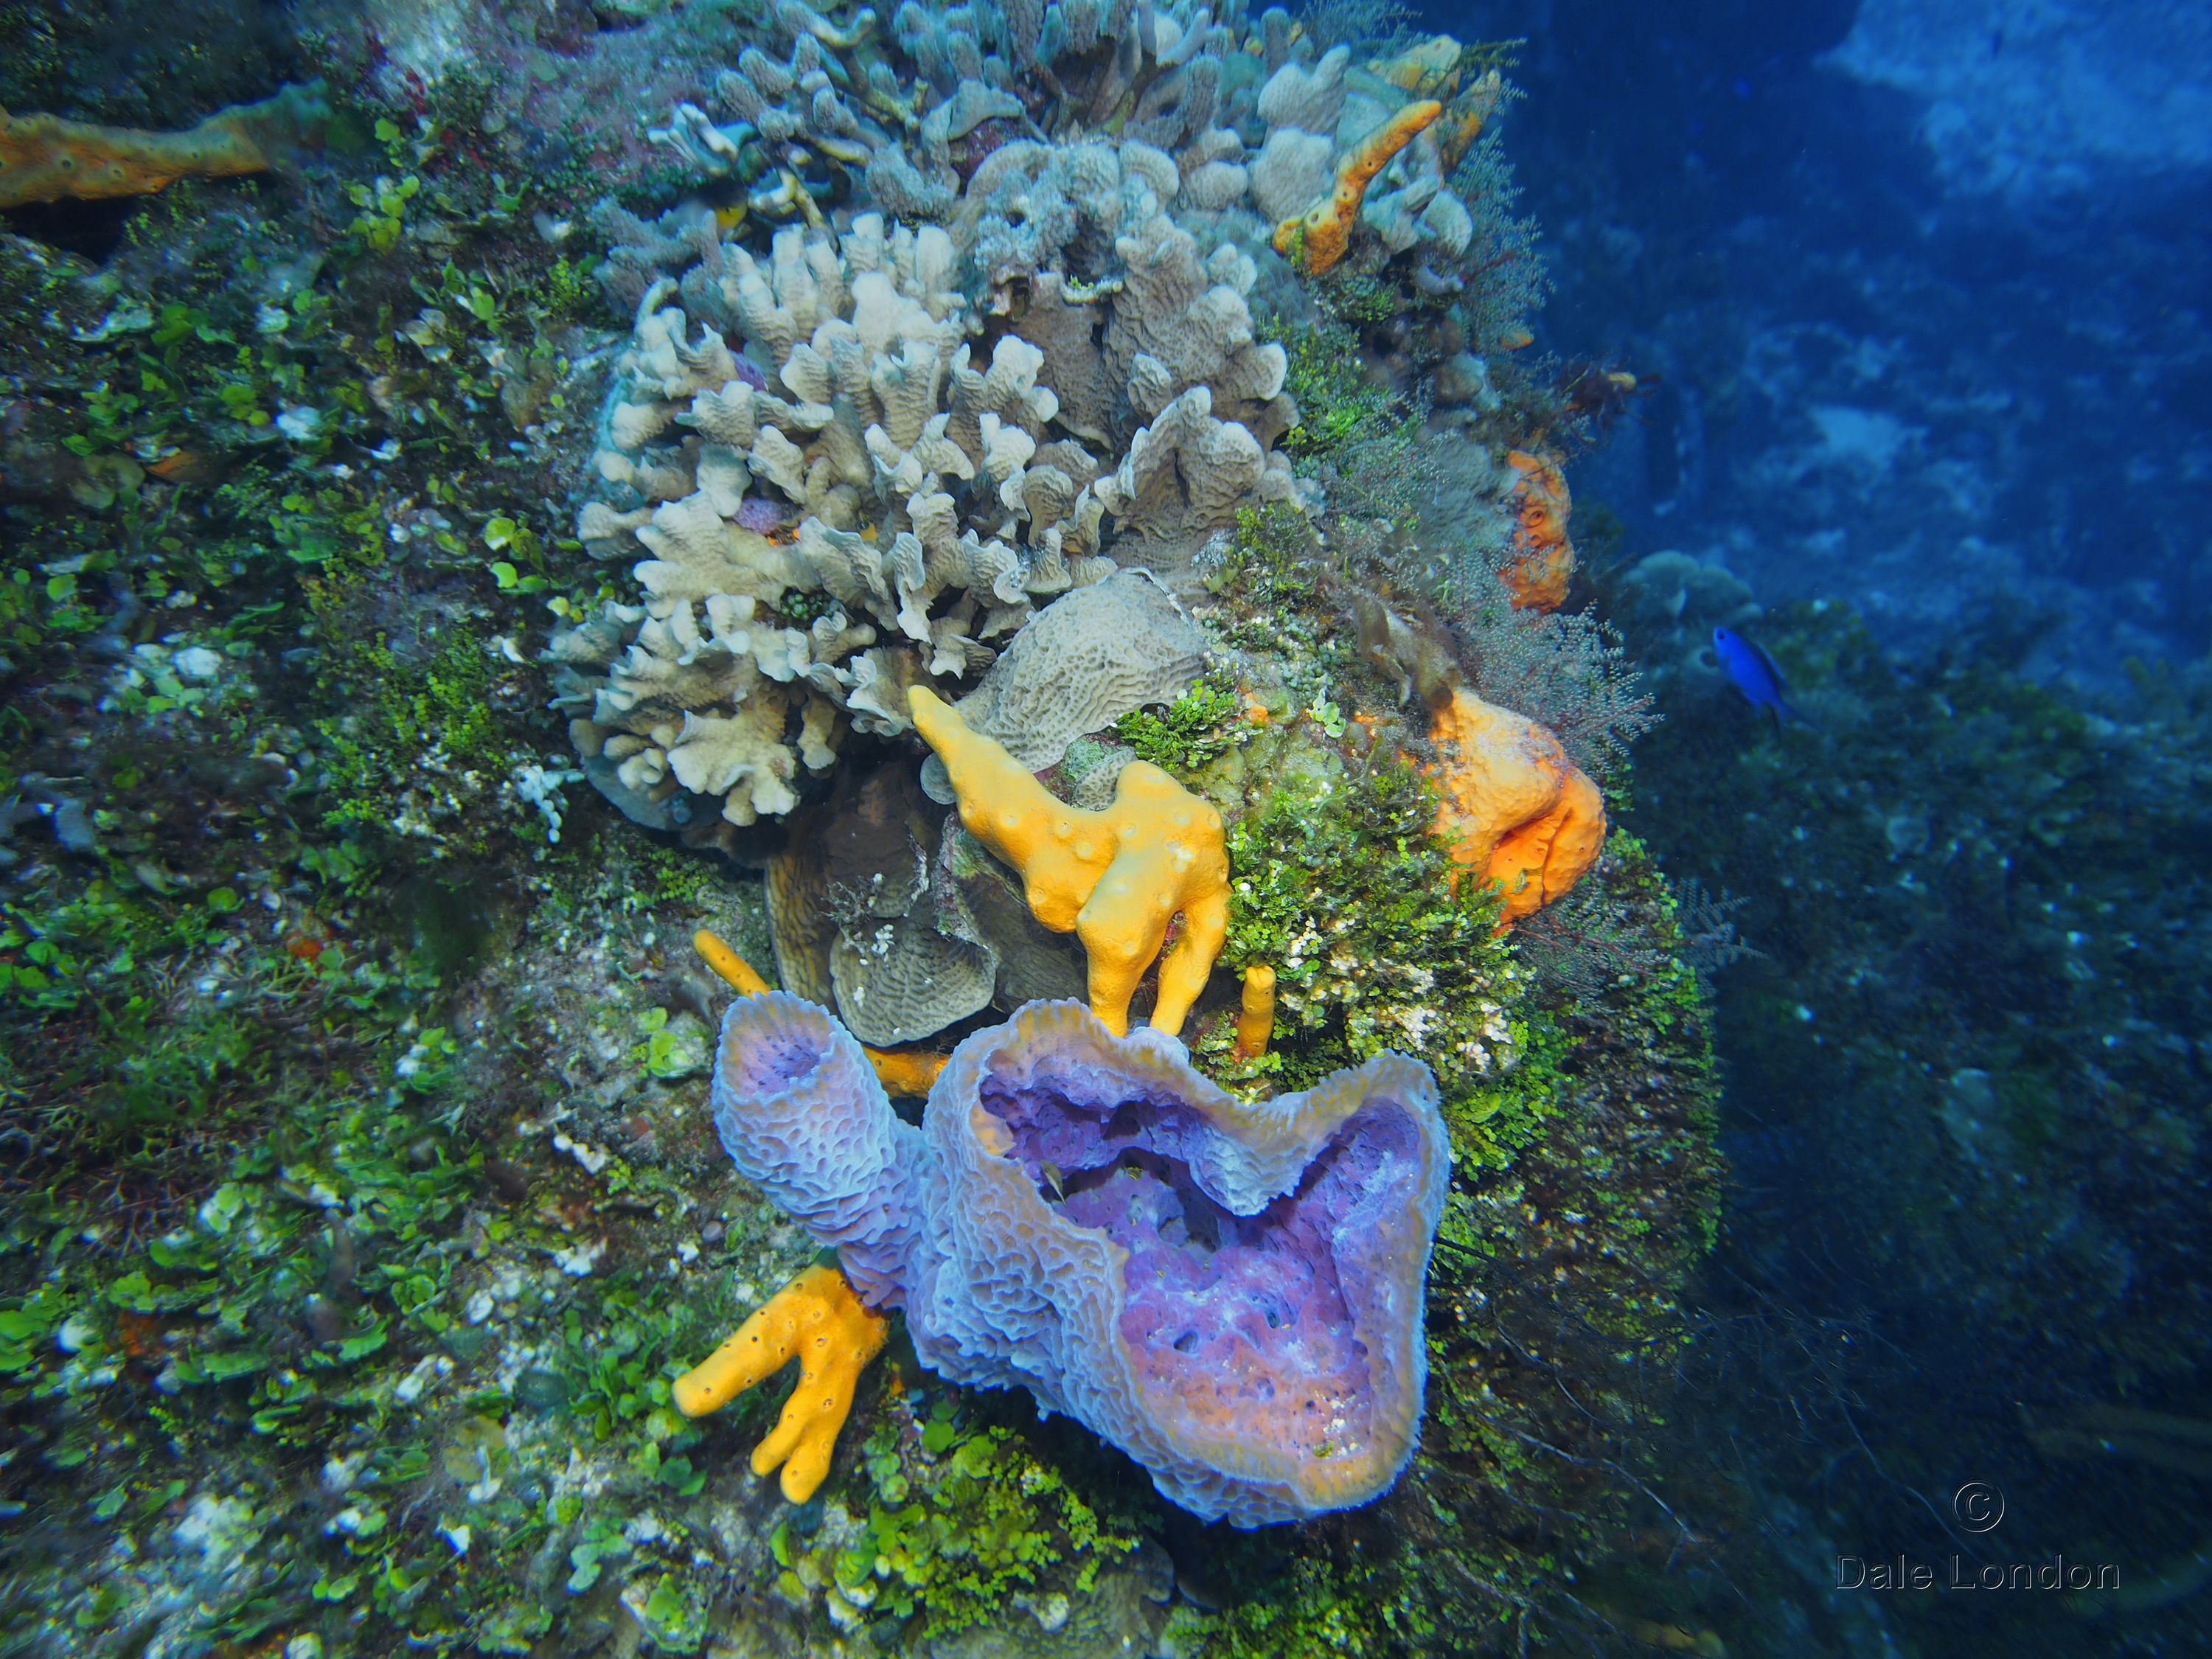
left=709, top=993, right=1451, bottom=1527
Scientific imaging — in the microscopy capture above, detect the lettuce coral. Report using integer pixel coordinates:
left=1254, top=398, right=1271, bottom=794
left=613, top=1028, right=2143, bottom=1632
left=698, top=992, right=1452, bottom=1526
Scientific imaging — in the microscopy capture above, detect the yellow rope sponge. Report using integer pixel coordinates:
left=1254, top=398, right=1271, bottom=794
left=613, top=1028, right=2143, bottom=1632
left=909, top=686, right=1229, bottom=1038
left=1428, top=687, right=1607, bottom=928
left=867, top=1048, right=951, bottom=1096
left=1234, top=964, right=1277, bottom=1060
left=672, top=1263, right=888, bottom=1503
left=691, top=930, right=950, bottom=1096
left=1273, top=99, right=1444, bottom=276
left=692, top=929, right=772, bottom=996
left=0, top=83, right=327, bottom=208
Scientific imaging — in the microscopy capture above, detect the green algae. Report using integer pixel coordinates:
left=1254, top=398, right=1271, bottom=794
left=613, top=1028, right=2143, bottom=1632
left=1113, top=667, right=1246, bottom=774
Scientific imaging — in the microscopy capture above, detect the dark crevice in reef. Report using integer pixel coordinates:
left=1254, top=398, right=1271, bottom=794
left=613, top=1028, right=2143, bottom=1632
left=0, top=198, right=136, bottom=263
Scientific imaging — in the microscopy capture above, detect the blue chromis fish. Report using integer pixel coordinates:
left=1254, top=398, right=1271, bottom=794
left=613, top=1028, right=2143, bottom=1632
left=1713, top=627, right=1809, bottom=726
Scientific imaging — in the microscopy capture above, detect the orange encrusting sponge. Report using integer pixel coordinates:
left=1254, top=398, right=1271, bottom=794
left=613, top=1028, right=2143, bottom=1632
left=0, top=84, right=327, bottom=208
left=1501, top=449, right=1575, bottom=612
left=672, top=1264, right=888, bottom=1503
left=909, top=686, right=1230, bottom=1038
left=1428, top=687, right=1606, bottom=928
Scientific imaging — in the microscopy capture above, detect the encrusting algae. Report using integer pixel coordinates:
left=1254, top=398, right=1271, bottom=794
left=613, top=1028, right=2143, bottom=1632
left=909, top=685, right=1229, bottom=1038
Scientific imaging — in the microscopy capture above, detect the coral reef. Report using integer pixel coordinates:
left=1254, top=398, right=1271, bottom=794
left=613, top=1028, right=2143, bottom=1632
left=911, top=685, right=1228, bottom=1037
left=673, top=1262, right=888, bottom=1503
left=1614, top=549, right=1763, bottom=697
left=1630, top=602, right=2212, bottom=1653
left=0, top=1, right=1741, bottom=1652
left=0, top=82, right=329, bottom=206
left=703, top=991, right=1452, bottom=1526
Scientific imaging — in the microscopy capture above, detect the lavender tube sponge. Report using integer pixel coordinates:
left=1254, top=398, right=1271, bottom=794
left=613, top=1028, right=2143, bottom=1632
left=905, top=1001, right=1450, bottom=1528
left=709, top=992, right=925, bottom=1308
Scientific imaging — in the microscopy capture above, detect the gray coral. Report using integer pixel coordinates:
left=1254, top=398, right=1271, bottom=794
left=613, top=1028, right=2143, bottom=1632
left=950, top=568, right=1209, bottom=770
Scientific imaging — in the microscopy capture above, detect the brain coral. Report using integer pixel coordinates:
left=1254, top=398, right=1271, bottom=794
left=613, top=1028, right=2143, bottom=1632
left=709, top=992, right=1452, bottom=1527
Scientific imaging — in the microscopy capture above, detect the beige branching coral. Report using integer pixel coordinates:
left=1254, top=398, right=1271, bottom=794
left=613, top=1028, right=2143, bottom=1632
left=550, top=215, right=1121, bottom=835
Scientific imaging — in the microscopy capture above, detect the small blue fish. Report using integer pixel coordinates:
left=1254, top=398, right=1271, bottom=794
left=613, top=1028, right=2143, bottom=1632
left=1713, top=627, right=1809, bottom=726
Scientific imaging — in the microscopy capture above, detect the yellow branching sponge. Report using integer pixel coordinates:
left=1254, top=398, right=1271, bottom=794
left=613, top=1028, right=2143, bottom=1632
left=0, top=83, right=328, bottom=208
left=909, top=686, right=1229, bottom=1037
left=672, top=1263, right=888, bottom=1503
left=1429, top=687, right=1607, bottom=928
left=1273, top=99, right=1444, bottom=276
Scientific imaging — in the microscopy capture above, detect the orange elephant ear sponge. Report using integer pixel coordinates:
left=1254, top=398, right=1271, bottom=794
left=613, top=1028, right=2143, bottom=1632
left=1428, top=687, right=1606, bottom=926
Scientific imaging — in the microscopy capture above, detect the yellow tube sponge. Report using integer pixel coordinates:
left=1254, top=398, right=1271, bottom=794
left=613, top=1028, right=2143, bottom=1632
left=908, top=686, right=1229, bottom=1038
left=0, top=83, right=328, bottom=208
left=692, top=928, right=772, bottom=997
left=672, top=1264, right=888, bottom=1503
left=1234, top=964, right=1277, bottom=1060
left=1273, top=99, right=1444, bottom=276
left=1429, top=687, right=1607, bottom=928
left=867, top=1048, right=951, bottom=1096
